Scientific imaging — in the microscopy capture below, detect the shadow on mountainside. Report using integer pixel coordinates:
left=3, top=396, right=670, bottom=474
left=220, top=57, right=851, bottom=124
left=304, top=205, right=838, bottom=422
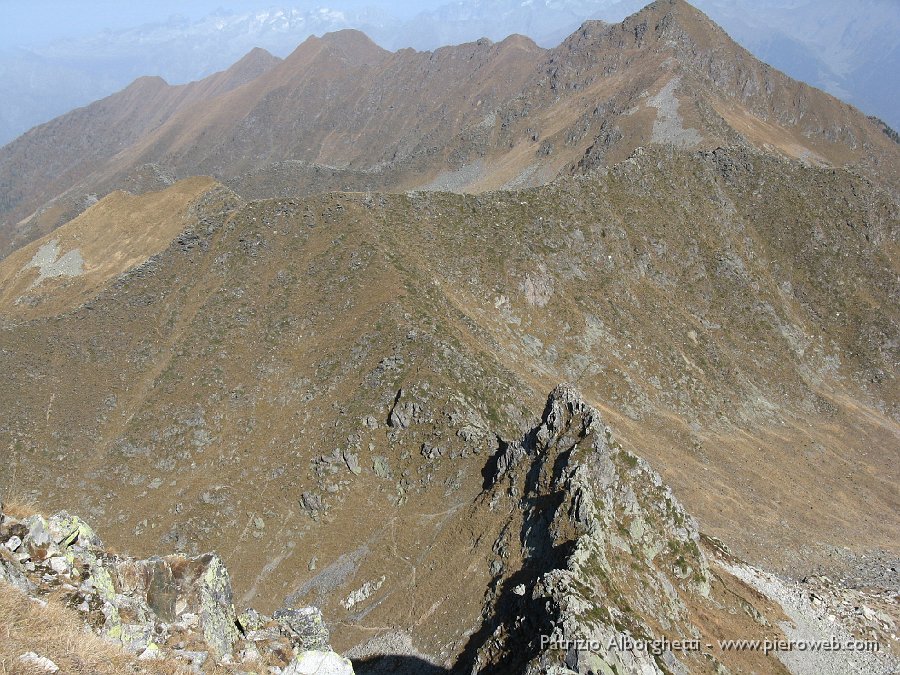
left=452, top=396, right=584, bottom=673
left=352, top=654, right=449, bottom=674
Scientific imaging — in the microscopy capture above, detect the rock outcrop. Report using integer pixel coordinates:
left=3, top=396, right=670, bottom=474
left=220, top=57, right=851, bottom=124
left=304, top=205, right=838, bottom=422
left=470, top=385, right=711, bottom=672
left=468, top=385, right=899, bottom=674
left=0, top=504, right=353, bottom=673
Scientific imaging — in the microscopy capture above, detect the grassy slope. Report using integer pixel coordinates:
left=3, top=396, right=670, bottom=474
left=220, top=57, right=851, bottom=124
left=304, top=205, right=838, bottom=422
left=0, top=146, right=896, bottom=661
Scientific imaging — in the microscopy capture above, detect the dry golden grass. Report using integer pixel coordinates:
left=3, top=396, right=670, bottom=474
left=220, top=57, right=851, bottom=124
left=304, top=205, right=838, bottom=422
left=0, top=177, right=219, bottom=319
left=0, top=581, right=138, bottom=674
left=1, top=496, right=38, bottom=521
left=0, top=580, right=270, bottom=674
left=0, top=582, right=232, bottom=675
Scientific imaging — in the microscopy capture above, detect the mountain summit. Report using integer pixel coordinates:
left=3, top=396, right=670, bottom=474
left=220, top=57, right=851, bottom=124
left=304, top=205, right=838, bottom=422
left=1, top=0, right=896, bottom=259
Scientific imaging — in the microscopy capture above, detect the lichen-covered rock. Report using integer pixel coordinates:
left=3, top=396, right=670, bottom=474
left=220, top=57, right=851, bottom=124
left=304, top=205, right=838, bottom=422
left=274, top=606, right=331, bottom=651
left=0, top=503, right=348, bottom=671
left=196, top=554, right=240, bottom=658
left=238, top=607, right=269, bottom=632
left=113, top=556, right=177, bottom=621
left=111, top=552, right=241, bottom=657
left=47, top=511, right=103, bottom=550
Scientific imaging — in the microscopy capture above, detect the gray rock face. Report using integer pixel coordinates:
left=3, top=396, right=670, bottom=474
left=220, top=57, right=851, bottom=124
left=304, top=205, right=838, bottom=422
left=473, top=385, right=714, bottom=674
left=470, top=386, right=899, bottom=674
left=301, top=491, right=324, bottom=514
left=388, top=390, right=424, bottom=429
left=343, top=449, right=362, bottom=475
left=24, top=516, right=51, bottom=547
left=372, top=456, right=393, bottom=479
left=491, top=439, right=527, bottom=483
left=0, top=547, right=34, bottom=593
left=274, top=606, right=331, bottom=651
left=112, top=552, right=240, bottom=657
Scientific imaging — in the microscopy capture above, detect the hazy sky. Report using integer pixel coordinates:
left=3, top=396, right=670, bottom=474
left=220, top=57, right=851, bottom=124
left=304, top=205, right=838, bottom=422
left=0, top=1, right=443, bottom=48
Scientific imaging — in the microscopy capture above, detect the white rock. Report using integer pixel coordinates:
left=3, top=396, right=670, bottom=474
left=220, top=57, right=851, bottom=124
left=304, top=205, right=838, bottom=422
left=25, top=516, right=51, bottom=547
left=174, top=650, right=208, bottom=668
left=18, top=652, right=59, bottom=673
left=178, top=612, right=199, bottom=628
left=283, top=650, right=355, bottom=675
left=875, top=610, right=896, bottom=630
left=48, top=557, right=71, bottom=575
left=138, top=645, right=163, bottom=660
left=5, top=535, right=22, bottom=551
left=342, top=576, right=385, bottom=610
left=240, top=645, right=261, bottom=662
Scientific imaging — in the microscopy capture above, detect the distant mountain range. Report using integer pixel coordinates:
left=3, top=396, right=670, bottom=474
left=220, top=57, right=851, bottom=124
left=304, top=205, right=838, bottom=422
left=2, top=0, right=897, bottom=260
left=1, top=0, right=897, bottom=146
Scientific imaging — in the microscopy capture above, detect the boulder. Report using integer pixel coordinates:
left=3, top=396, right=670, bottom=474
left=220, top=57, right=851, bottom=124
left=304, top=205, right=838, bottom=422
left=283, top=650, right=355, bottom=675
left=47, top=512, right=103, bottom=551
left=18, top=652, right=59, bottom=673
left=0, top=546, right=34, bottom=593
left=274, top=606, right=330, bottom=651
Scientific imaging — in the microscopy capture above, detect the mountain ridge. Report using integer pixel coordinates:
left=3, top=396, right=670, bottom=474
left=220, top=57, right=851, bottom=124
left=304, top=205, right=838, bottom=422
left=1, top=0, right=897, bottom=262
left=2, top=0, right=896, bottom=148
left=1, top=2, right=897, bottom=671
left=1, top=90, right=898, bottom=664
left=0, top=46, right=280, bottom=257
left=2, top=142, right=895, bottom=604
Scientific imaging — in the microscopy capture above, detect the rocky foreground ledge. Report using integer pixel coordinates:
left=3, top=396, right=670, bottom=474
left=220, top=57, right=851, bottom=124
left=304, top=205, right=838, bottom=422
left=0, top=505, right=353, bottom=674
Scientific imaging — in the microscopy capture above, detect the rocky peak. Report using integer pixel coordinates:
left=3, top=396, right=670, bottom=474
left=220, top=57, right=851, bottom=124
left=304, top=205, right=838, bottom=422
left=313, top=29, right=389, bottom=64
left=216, top=46, right=282, bottom=90
left=468, top=384, right=899, bottom=673
left=475, top=386, right=718, bottom=673
left=242, top=46, right=279, bottom=63
left=558, top=0, right=716, bottom=53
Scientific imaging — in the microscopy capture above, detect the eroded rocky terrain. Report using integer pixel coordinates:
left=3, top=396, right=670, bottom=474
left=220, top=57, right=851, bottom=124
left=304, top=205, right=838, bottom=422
left=0, top=503, right=354, bottom=673
left=2, top=387, right=897, bottom=673
left=0, top=146, right=897, bottom=673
